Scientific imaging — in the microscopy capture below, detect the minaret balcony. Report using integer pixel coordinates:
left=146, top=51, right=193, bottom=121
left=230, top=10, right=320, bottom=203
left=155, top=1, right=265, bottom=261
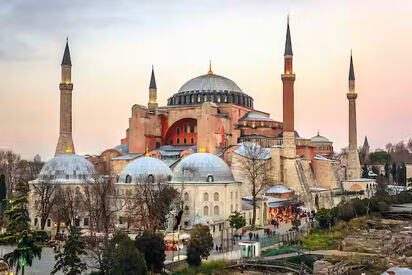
left=59, top=83, right=73, bottom=90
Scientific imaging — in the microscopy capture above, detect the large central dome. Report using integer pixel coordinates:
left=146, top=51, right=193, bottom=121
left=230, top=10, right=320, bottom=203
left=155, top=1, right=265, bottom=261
left=167, top=72, right=253, bottom=108
left=178, top=74, right=243, bottom=93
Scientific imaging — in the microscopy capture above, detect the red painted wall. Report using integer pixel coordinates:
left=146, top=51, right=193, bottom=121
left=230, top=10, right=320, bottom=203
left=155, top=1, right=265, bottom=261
left=164, top=118, right=197, bottom=146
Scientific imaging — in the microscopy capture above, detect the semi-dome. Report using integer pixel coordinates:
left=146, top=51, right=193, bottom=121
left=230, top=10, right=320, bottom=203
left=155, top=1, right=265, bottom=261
left=118, top=157, right=172, bottom=184
left=170, top=153, right=234, bottom=184
left=34, top=153, right=95, bottom=184
left=167, top=73, right=254, bottom=108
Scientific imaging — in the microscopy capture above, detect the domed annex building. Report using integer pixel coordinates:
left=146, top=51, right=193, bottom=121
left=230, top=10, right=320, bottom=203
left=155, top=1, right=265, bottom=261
left=29, top=147, right=96, bottom=233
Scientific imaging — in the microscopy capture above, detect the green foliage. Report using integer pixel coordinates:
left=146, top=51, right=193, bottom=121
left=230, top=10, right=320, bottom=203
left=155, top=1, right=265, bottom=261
left=135, top=230, right=165, bottom=273
left=4, top=230, right=42, bottom=274
left=0, top=174, right=6, bottom=214
left=337, top=202, right=356, bottom=222
left=52, top=226, right=87, bottom=275
left=102, top=231, right=147, bottom=275
left=315, top=208, right=336, bottom=230
left=362, top=164, right=369, bottom=178
left=186, top=224, right=213, bottom=267
left=228, top=211, right=246, bottom=230
left=172, top=260, right=229, bottom=275
left=369, top=151, right=390, bottom=165
left=302, top=231, right=343, bottom=250
left=291, top=218, right=301, bottom=231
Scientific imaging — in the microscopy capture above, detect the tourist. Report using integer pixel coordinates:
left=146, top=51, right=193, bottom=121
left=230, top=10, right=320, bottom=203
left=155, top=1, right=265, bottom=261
left=249, top=232, right=253, bottom=240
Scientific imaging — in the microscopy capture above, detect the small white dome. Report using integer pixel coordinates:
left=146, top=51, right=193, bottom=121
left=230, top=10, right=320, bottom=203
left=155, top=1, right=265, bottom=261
left=35, top=154, right=95, bottom=184
left=171, top=153, right=234, bottom=184
left=118, top=157, right=172, bottom=184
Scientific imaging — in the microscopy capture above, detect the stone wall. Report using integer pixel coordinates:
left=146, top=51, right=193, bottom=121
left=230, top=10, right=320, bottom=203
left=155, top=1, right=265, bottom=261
left=312, top=158, right=338, bottom=189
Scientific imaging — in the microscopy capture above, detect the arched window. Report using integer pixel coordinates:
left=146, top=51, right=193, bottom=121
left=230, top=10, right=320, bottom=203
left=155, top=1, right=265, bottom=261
left=214, top=205, right=219, bottom=216
left=176, top=138, right=180, bottom=144
left=170, top=139, right=173, bottom=145
left=197, top=95, right=201, bottom=102
left=217, top=95, right=221, bottom=103
left=183, top=138, right=187, bottom=144
left=125, top=175, right=132, bottom=183
left=203, top=192, right=209, bottom=202
left=207, top=175, right=214, bottom=182
left=148, top=174, right=154, bottom=183
left=230, top=204, right=234, bottom=212
left=191, top=95, right=194, bottom=103
left=203, top=206, right=209, bottom=216
left=184, top=192, right=189, bottom=201
left=214, top=192, right=219, bottom=201
left=176, top=127, right=180, bottom=134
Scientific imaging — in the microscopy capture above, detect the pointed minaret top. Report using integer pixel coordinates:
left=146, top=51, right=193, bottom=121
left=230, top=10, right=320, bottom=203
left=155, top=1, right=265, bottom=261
left=149, top=65, right=157, bottom=89
left=349, top=51, right=355, bottom=81
left=208, top=60, right=213, bottom=75
left=363, top=136, right=369, bottom=148
left=284, top=16, right=293, bottom=56
left=61, top=39, right=72, bottom=66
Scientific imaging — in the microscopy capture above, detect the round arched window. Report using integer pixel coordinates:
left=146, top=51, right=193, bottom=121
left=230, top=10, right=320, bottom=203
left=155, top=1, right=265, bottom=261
left=148, top=174, right=155, bottom=183
left=214, top=192, right=219, bottom=201
left=214, top=205, right=219, bottom=216
left=203, top=192, right=209, bottom=202
left=203, top=206, right=209, bottom=216
left=207, top=175, right=214, bottom=183
left=184, top=192, right=189, bottom=201
left=125, top=175, right=132, bottom=183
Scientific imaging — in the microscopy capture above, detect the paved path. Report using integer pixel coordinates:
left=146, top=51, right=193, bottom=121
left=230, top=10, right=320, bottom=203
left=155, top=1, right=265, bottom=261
left=264, top=249, right=379, bottom=260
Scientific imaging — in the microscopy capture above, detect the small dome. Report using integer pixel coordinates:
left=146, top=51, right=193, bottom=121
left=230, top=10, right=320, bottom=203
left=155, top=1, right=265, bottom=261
left=239, top=111, right=274, bottom=122
left=265, top=185, right=293, bottom=194
left=311, top=134, right=330, bottom=142
left=35, top=154, right=95, bottom=184
left=171, top=153, right=234, bottom=183
left=118, top=157, right=172, bottom=184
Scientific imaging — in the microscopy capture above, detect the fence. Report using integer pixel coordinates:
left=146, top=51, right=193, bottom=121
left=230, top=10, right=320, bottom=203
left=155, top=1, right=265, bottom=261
left=258, top=228, right=306, bottom=249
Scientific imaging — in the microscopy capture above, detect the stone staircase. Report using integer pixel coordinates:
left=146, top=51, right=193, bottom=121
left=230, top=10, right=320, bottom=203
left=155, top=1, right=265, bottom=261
left=295, top=159, right=313, bottom=208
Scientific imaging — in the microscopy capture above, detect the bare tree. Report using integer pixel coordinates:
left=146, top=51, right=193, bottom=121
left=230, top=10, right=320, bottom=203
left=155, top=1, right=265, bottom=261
left=32, top=181, right=57, bottom=230
left=0, top=150, right=22, bottom=197
left=82, top=174, right=125, bottom=238
left=51, top=185, right=84, bottom=233
left=128, top=175, right=178, bottom=232
left=236, top=142, right=272, bottom=229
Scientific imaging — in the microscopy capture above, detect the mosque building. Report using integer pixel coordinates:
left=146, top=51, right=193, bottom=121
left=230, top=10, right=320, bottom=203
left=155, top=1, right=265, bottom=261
left=31, top=17, right=365, bottom=236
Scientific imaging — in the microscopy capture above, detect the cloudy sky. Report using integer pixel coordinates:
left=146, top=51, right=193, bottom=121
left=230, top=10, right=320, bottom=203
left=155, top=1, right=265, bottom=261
left=0, top=0, right=411, bottom=160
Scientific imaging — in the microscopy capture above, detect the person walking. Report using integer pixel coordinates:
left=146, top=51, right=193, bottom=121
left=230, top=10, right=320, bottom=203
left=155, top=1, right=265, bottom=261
left=249, top=232, right=253, bottom=240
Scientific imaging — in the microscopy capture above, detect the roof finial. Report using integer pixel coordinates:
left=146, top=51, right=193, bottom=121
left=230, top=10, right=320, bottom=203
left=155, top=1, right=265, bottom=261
left=65, top=144, right=73, bottom=154
left=199, top=142, right=207, bottom=153
left=317, top=130, right=320, bottom=136
left=145, top=144, right=149, bottom=157
left=287, top=14, right=290, bottom=25
left=208, top=60, right=213, bottom=75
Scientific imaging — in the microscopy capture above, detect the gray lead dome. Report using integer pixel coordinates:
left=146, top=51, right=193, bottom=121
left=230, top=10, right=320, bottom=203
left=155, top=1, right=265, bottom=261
left=171, top=153, right=234, bottom=184
left=167, top=74, right=254, bottom=108
left=34, top=154, right=95, bottom=184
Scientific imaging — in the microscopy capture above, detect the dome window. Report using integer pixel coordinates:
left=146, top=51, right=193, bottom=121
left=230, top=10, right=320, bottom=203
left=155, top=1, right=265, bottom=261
left=184, top=192, right=189, bottom=201
left=191, top=137, right=194, bottom=144
left=183, top=138, right=187, bottom=144
left=148, top=174, right=155, bottom=183
left=176, top=127, right=180, bottom=134
left=207, top=175, right=214, bottom=183
left=203, top=192, right=209, bottom=202
left=214, top=206, right=219, bottom=216
left=125, top=175, right=132, bottom=183
left=203, top=206, right=209, bottom=216
left=214, top=192, right=219, bottom=201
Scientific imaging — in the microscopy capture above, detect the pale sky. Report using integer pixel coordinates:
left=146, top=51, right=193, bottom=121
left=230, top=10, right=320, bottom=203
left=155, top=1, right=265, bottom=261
left=0, top=0, right=411, bottom=161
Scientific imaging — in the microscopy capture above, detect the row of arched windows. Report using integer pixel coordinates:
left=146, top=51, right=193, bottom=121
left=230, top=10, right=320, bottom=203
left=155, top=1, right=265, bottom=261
left=183, top=191, right=220, bottom=202
left=168, top=92, right=253, bottom=108
left=203, top=205, right=219, bottom=216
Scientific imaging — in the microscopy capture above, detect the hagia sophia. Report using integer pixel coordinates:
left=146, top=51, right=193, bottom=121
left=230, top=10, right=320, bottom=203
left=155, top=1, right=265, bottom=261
left=29, top=19, right=372, bottom=239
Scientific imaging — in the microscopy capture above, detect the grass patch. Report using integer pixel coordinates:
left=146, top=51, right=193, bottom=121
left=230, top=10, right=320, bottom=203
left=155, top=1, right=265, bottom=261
left=172, top=260, right=229, bottom=275
left=302, top=231, right=343, bottom=250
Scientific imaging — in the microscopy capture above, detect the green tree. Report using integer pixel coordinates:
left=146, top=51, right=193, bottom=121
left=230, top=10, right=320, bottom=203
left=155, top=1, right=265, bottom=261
left=0, top=183, right=42, bottom=274
left=362, top=164, right=369, bottom=178
left=51, top=226, right=87, bottom=275
left=291, top=218, right=301, bottom=231
left=135, top=230, right=165, bottom=273
left=228, top=211, right=246, bottom=232
left=186, top=224, right=213, bottom=267
left=0, top=174, right=6, bottom=214
left=102, top=231, right=147, bottom=275
left=369, top=151, right=390, bottom=165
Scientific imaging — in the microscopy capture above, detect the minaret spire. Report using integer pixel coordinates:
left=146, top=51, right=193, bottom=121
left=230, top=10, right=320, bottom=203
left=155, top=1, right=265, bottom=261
left=284, top=16, right=293, bottom=56
left=148, top=65, right=158, bottom=110
left=61, top=39, right=72, bottom=66
left=208, top=60, right=213, bottom=75
left=149, top=65, right=157, bottom=89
